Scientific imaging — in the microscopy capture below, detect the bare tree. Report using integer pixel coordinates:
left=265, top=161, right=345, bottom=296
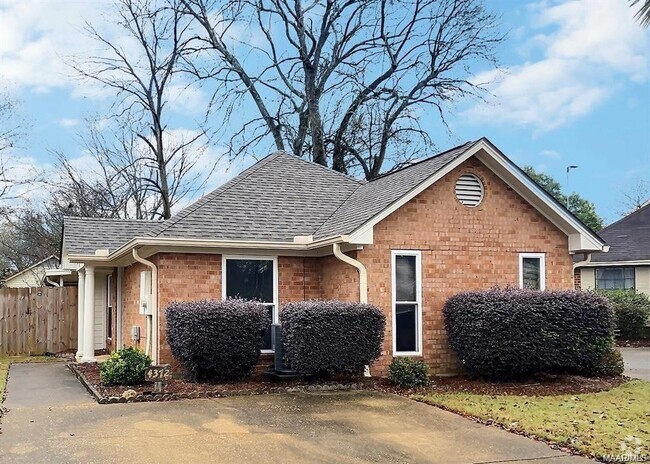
left=0, top=93, right=35, bottom=204
left=619, top=180, right=650, bottom=216
left=179, top=0, right=502, bottom=179
left=72, top=0, right=213, bottom=219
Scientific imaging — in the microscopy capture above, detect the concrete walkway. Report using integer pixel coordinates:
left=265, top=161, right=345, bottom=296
left=619, top=347, right=650, bottom=380
left=0, top=363, right=592, bottom=464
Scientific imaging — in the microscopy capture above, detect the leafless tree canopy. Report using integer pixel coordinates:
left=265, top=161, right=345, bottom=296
left=71, top=0, right=214, bottom=219
left=619, top=180, right=650, bottom=216
left=0, top=93, right=34, bottom=204
left=180, top=0, right=502, bottom=179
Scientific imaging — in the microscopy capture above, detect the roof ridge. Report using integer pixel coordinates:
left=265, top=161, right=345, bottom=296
left=64, top=216, right=162, bottom=223
left=312, top=182, right=365, bottom=237
left=600, top=202, right=650, bottom=232
left=277, top=151, right=366, bottom=185
left=150, top=152, right=283, bottom=237
left=368, top=140, right=477, bottom=182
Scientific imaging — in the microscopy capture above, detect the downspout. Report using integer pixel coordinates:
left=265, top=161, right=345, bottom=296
left=132, top=249, right=159, bottom=364
left=45, top=277, right=61, bottom=287
left=572, top=252, right=592, bottom=290
left=332, top=243, right=371, bottom=377
left=332, top=243, right=368, bottom=303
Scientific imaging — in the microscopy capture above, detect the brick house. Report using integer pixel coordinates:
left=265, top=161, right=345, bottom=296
left=56, top=138, right=606, bottom=376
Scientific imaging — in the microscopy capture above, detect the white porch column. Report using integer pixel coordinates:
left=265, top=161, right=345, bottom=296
left=76, top=268, right=86, bottom=359
left=82, top=264, right=96, bottom=362
left=116, top=267, right=124, bottom=349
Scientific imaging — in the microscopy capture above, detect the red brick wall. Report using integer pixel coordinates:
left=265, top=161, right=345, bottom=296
left=319, top=252, right=359, bottom=301
left=278, top=257, right=321, bottom=303
left=121, top=261, right=151, bottom=353
left=356, top=156, right=574, bottom=375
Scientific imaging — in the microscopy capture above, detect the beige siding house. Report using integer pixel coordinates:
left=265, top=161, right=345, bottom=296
left=575, top=203, right=650, bottom=297
left=2, top=256, right=61, bottom=288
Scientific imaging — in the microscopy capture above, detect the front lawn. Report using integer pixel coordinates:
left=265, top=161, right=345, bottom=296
left=1, top=355, right=60, bottom=402
left=416, top=380, right=650, bottom=460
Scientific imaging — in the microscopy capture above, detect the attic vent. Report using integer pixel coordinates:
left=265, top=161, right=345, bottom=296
left=455, top=174, right=484, bottom=207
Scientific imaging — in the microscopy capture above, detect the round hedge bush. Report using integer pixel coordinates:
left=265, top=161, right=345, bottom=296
left=443, top=288, right=616, bottom=378
left=280, top=300, right=385, bottom=375
left=600, top=290, right=650, bottom=339
left=99, top=347, right=152, bottom=386
left=387, top=358, right=429, bottom=388
left=166, top=298, right=270, bottom=382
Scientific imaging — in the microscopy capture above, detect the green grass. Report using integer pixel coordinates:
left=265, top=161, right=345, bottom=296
left=415, top=380, right=650, bottom=460
left=0, top=355, right=61, bottom=403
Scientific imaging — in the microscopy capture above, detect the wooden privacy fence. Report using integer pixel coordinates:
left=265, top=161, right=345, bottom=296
left=0, top=287, right=78, bottom=356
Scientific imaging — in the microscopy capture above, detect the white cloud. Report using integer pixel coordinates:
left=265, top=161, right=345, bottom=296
left=540, top=149, right=560, bottom=159
left=57, top=118, right=79, bottom=128
left=465, top=0, right=649, bottom=132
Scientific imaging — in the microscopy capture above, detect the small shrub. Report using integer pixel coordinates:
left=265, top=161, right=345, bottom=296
left=590, top=349, right=625, bottom=377
left=99, top=347, right=152, bottom=386
left=166, top=298, right=269, bottom=382
left=280, top=300, right=385, bottom=375
left=443, top=288, right=616, bottom=378
left=600, top=290, right=650, bottom=339
left=387, top=358, right=429, bottom=388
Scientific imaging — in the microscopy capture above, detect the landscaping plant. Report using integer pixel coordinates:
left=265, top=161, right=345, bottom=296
left=387, top=358, right=429, bottom=388
left=166, top=298, right=269, bottom=382
left=99, top=347, right=152, bottom=386
left=443, top=288, right=617, bottom=378
left=599, top=289, right=650, bottom=339
left=280, top=300, right=385, bottom=376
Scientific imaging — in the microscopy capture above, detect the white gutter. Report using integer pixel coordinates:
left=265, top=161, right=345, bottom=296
left=132, top=248, right=159, bottom=364
left=332, top=243, right=368, bottom=303
left=573, top=252, right=592, bottom=271
left=67, top=235, right=350, bottom=264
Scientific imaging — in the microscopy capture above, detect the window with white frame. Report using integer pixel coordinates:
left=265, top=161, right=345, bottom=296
left=519, top=253, right=546, bottom=290
left=222, top=256, right=278, bottom=351
left=392, top=251, right=422, bottom=355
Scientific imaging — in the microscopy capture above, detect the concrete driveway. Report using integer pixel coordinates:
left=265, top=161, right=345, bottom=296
left=0, top=363, right=592, bottom=464
left=619, top=347, right=650, bottom=380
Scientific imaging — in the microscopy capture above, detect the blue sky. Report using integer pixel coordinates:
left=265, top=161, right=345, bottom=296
left=1, top=0, right=648, bottom=225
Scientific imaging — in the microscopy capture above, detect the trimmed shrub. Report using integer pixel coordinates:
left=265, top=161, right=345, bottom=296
left=387, top=358, right=429, bottom=388
left=600, top=290, right=650, bottom=339
left=166, top=299, right=270, bottom=382
left=280, top=300, right=385, bottom=375
left=443, top=288, right=616, bottom=378
left=591, top=349, right=625, bottom=377
left=99, top=347, right=152, bottom=386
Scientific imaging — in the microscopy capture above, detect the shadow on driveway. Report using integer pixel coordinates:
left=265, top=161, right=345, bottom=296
left=619, top=347, right=650, bottom=380
left=0, top=363, right=592, bottom=463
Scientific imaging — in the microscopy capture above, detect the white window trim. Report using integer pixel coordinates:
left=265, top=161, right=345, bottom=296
left=391, top=250, right=423, bottom=356
left=519, top=253, right=546, bottom=290
left=222, top=255, right=279, bottom=353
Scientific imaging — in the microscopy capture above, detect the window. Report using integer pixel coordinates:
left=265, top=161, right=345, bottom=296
left=519, top=253, right=546, bottom=290
left=392, top=251, right=422, bottom=355
left=222, top=256, right=278, bottom=351
left=595, top=267, right=635, bottom=291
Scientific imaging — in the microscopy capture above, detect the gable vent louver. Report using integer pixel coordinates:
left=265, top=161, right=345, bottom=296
left=455, top=174, right=484, bottom=207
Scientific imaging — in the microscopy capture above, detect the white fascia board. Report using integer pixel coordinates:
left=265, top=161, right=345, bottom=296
left=65, top=235, right=350, bottom=264
left=577, top=260, right=650, bottom=267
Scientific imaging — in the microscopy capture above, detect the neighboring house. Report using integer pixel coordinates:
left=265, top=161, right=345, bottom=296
left=56, top=138, right=606, bottom=375
left=574, top=203, right=650, bottom=296
left=2, top=255, right=61, bottom=288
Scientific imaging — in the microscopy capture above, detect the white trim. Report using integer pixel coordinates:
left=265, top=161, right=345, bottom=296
left=348, top=139, right=606, bottom=253
left=519, top=253, right=546, bottom=290
left=391, top=250, right=423, bottom=356
left=577, top=260, right=650, bottom=267
left=222, top=255, right=279, bottom=354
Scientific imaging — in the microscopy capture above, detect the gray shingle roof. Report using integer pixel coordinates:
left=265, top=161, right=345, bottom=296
left=63, top=217, right=160, bottom=255
left=588, top=203, right=650, bottom=263
left=63, top=142, right=478, bottom=255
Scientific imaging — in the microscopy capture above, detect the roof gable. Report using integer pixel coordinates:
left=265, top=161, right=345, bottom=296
left=589, top=203, right=650, bottom=263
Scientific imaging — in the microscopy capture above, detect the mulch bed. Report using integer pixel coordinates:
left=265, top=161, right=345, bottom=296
left=616, top=338, right=650, bottom=348
left=71, top=363, right=371, bottom=403
left=72, top=362, right=628, bottom=405
left=373, top=374, right=628, bottom=397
